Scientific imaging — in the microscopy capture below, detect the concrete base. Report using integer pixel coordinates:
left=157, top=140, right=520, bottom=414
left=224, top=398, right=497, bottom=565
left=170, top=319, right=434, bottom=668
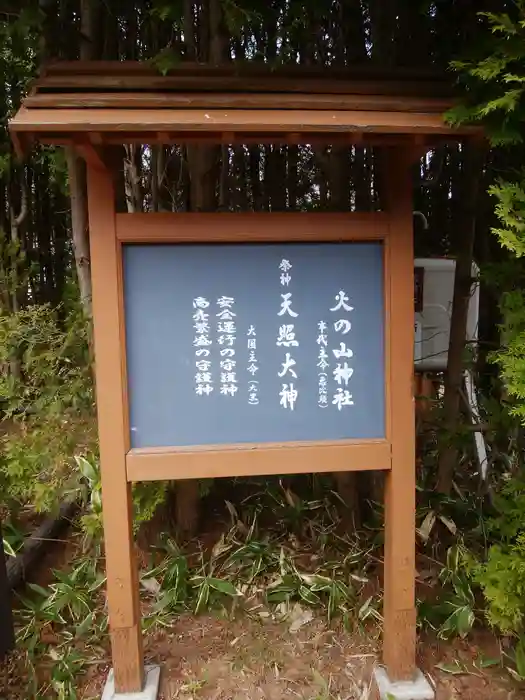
left=101, top=665, right=160, bottom=700
left=373, top=667, right=434, bottom=700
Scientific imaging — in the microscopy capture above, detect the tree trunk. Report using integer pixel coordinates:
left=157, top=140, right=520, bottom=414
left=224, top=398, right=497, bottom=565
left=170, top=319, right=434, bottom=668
left=266, top=146, right=287, bottom=211
left=124, top=145, right=143, bottom=213
left=368, top=0, right=397, bottom=66
left=288, top=145, right=298, bottom=210
left=67, top=150, right=92, bottom=317
left=437, top=144, right=486, bottom=493
left=7, top=173, right=28, bottom=381
left=65, top=0, right=98, bottom=321
left=333, top=472, right=361, bottom=532
left=328, top=147, right=350, bottom=211
left=219, top=144, right=229, bottom=209
left=249, top=146, right=263, bottom=210
left=175, top=0, right=227, bottom=537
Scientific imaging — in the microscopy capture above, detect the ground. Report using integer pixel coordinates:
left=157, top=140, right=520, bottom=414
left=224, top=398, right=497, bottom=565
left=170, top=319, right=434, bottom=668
left=2, top=545, right=521, bottom=700
left=2, top=479, right=522, bottom=699
left=83, top=615, right=519, bottom=700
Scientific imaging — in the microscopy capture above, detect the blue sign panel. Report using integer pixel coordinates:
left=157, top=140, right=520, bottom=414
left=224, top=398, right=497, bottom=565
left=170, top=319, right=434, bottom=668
left=123, top=242, right=385, bottom=448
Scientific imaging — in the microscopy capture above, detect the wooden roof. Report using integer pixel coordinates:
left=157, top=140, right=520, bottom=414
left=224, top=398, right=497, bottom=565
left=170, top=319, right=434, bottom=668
left=9, top=61, right=479, bottom=153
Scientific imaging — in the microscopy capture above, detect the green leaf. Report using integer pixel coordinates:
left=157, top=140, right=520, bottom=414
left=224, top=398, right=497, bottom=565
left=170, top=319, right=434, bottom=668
left=452, top=575, right=475, bottom=607
left=2, top=538, right=16, bottom=557
left=266, top=590, right=288, bottom=603
left=150, top=0, right=183, bottom=21
left=435, top=660, right=467, bottom=675
left=358, top=596, right=374, bottom=621
left=28, top=583, right=50, bottom=598
left=75, top=612, right=95, bottom=639
left=456, top=606, right=475, bottom=638
left=417, top=511, right=436, bottom=543
left=150, top=47, right=181, bottom=76
left=298, top=585, right=320, bottom=606
left=515, top=638, right=525, bottom=679
left=438, top=515, right=457, bottom=536
left=477, top=656, right=500, bottom=669
left=207, top=578, right=239, bottom=597
left=194, top=581, right=210, bottom=613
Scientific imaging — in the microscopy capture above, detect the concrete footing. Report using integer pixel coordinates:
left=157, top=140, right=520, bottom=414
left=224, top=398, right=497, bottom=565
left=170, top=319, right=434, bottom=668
left=373, top=666, right=435, bottom=700
left=101, top=665, right=161, bottom=700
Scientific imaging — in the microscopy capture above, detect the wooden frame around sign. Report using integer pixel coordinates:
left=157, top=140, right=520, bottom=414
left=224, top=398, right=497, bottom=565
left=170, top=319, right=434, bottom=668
left=118, top=212, right=392, bottom=482
left=86, top=151, right=415, bottom=692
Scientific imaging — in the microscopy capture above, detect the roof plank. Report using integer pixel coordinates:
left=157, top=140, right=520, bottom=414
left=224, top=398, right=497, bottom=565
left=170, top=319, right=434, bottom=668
left=38, top=60, right=453, bottom=82
left=33, top=74, right=451, bottom=96
left=23, top=92, right=455, bottom=113
left=9, top=107, right=473, bottom=135
left=9, top=61, right=480, bottom=149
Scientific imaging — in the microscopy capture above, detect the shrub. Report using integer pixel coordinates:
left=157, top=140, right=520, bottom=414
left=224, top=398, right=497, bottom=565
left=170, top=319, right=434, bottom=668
left=0, top=302, right=95, bottom=513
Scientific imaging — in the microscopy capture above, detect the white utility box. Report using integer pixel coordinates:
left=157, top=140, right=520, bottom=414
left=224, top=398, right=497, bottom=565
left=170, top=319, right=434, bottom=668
left=414, top=258, right=479, bottom=372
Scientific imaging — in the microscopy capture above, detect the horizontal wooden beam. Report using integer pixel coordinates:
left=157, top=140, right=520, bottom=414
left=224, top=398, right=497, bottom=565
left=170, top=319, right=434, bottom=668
left=115, top=211, right=390, bottom=243
left=27, top=132, right=451, bottom=149
left=38, top=60, right=452, bottom=83
left=126, top=440, right=392, bottom=482
left=34, top=75, right=451, bottom=96
left=23, top=91, right=455, bottom=114
left=9, top=107, right=475, bottom=136
left=34, top=63, right=455, bottom=98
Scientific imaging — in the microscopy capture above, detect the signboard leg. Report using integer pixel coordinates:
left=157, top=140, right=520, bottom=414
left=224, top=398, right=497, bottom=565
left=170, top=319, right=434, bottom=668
left=86, top=162, right=155, bottom=696
left=376, top=148, right=434, bottom=700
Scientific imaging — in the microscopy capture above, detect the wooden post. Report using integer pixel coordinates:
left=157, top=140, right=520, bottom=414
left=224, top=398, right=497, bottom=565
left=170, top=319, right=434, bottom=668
left=86, top=162, right=144, bottom=693
left=0, top=519, right=15, bottom=661
left=382, top=147, right=417, bottom=680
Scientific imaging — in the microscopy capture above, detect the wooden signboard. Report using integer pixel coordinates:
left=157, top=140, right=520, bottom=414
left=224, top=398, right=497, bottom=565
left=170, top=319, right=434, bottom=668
left=111, top=209, right=401, bottom=487
left=9, top=61, right=478, bottom=698
left=87, top=165, right=416, bottom=694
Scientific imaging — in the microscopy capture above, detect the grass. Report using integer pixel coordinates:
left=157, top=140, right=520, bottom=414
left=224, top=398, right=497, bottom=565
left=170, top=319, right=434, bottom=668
left=2, top=475, right=519, bottom=698
left=5, top=478, right=382, bottom=698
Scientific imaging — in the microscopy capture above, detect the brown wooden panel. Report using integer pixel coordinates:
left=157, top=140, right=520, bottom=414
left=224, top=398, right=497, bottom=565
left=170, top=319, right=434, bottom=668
left=383, top=237, right=393, bottom=444
left=24, top=91, right=455, bottom=113
left=34, top=75, right=450, bottom=96
left=115, top=212, right=390, bottom=243
left=120, top=213, right=391, bottom=482
left=382, top=148, right=417, bottom=680
left=9, top=107, right=475, bottom=135
left=87, top=165, right=144, bottom=692
left=38, top=60, right=452, bottom=84
left=110, top=626, right=144, bottom=693
left=33, top=65, right=455, bottom=97
left=126, top=440, right=391, bottom=482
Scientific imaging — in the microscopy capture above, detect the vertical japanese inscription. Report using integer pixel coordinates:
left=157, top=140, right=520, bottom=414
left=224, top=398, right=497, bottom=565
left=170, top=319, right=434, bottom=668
left=193, top=296, right=213, bottom=396
left=217, top=296, right=238, bottom=396
left=276, top=259, right=299, bottom=411
left=316, top=321, right=329, bottom=408
left=329, top=291, right=354, bottom=410
left=247, top=325, right=259, bottom=405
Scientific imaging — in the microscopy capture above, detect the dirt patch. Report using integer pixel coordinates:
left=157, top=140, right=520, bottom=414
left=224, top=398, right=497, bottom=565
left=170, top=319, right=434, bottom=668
left=419, top=630, right=520, bottom=700
left=75, top=614, right=519, bottom=700
left=82, top=614, right=378, bottom=700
